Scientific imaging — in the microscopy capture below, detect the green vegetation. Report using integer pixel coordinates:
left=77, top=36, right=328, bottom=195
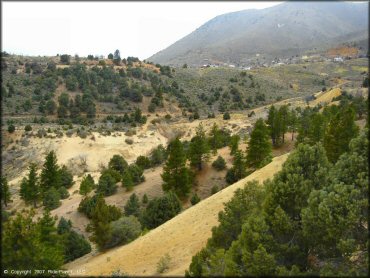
left=186, top=95, right=368, bottom=276
left=246, top=118, right=272, bottom=169
left=212, top=156, right=226, bottom=171
left=79, top=174, right=95, bottom=196
left=20, top=164, right=40, bottom=207
left=142, top=191, right=182, bottom=229
left=161, top=138, right=192, bottom=199
left=1, top=177, right=11, bottom=207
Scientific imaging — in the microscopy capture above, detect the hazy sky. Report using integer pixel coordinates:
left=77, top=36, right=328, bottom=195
left=2, top=1, right=282, bottom=59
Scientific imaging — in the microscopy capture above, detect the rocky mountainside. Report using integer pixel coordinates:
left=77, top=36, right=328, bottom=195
left=148, top=2, right=368, bottom=66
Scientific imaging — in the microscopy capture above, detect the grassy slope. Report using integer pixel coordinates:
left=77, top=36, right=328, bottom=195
left=65, top=153, right=289, bottom=276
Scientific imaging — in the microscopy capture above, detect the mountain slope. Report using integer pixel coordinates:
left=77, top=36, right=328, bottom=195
left=148, top=2, right=368, bottom=66
left=65, top=153, right=289, bottom=276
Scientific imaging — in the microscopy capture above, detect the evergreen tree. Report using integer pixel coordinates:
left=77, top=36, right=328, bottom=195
left=79, top=174, right=95, bottom=196
left=267, top=105, right=278, bottom=145
left=122, top=169, right=134, bottom=191
left=124, top=193, right=140, bottom=217
left=43, top=187, right=61, bottom=210
left=246, top=119, right=272, bottom=169
left=209, top=123, right=221, bottom=154
left=142, top=193, right=148, bottom=204
left=108, top=154, right=128, bottom=175
left=20, top=163, right=40, bottom=207
left=323, top=106, right=359, bottom=163
left=288, top=109, right=298, bottom=141
left=2, top=210, right=64, bottom=270
left=278, top=105, right=289, bottom=143
left=91, top=195, right=119, bottom=250
left=59, top=165, right=74, bottom=188
left=142, top=191, right=182, bottom=229
left=161, top=138, right=192, bottom=199
left=97, top=172, right=118, bottom=196
left=226, top=150, right=247, bottom=184
left=229, top=135, right=240, bottom=156
left=1, top=176, right=11, bottom=207
left=189, top=124, right=210, bottom=171
left=40, top=151, right=61, bottom=192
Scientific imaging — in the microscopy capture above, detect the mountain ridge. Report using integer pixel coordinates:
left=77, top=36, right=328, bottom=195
left=148, top=2, right=368, bottom=66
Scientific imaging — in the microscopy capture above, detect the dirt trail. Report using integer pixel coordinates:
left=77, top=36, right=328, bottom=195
left=65, top=153, right=289, bottom=276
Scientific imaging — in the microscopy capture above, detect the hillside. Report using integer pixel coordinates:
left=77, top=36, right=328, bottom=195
left=148, top=2, right=368, bottom=66
left=65, top=153, right=289, bottom=276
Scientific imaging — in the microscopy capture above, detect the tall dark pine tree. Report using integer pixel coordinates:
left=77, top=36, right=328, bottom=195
left=189, top=124, right=210, bottom=171
left=267, top=105, right=278, bottom=146
left=20, top=163, right=40, bottom=207
left=278, top=105, right=289, bottom=143
left=124, top=193, right=140, bottom=217
left=161, top=138, right=192, bottom=199
left=323, top=106, right=359, bottom=163
left=1, top=176, right=11, bottom=207
left=40, top=151, right=61, bottom=192
left=91, top=196, right=113, bottom=250
left=246, top=119, right=272, bottom=169
left=209, top=123, right=221, bottom=154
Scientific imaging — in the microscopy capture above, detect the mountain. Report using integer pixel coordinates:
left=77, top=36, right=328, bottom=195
left=148, top=2, right=368, bottom=66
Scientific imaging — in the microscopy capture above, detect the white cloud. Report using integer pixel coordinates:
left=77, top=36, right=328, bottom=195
left=2, top=1, right=282, bottom=59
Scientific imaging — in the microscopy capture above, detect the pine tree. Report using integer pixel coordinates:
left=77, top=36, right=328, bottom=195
left=142, top=194, right=149, bottom=204
left=323, top=106, right=359, bottom=163
left=108, top=154, right=128, bottom=175
left=40, top=151, right=61, bottom=192
left=246, top=119, right=272, bottom=169
left=124, top=193, right=140, bottom=217
left=267, top=105, right=278, bottom=145
left=1, top=176, right=11, bottom=207
left=91, top=196, right=113, bottom=250
left=2, top=210, right=64, bottom=270
left=97, top=172, right=118, bottom=196
left=209, top=123, right=221, bottom=154
left=278, top=105, right=289, bottom=143
left=79, top=174, right=95, bottom=196
left=122, top=169, right=134, bottom=191
left=229, top=135, right=240, bottom=155
left=189, top=124, right=210, bottom=171
left=161, top=138, right=192, bottom=199
left=226, top=150, right=247, bottom=184
left=288, top=109, right=298, bottom=141
left=20, top=163, right=40, bottom=207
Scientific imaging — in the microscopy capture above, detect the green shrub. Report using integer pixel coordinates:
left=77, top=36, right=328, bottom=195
left=223, top=112, right=231, bottom=120
left=97, top=172, right=118, bottom=196
left=8, top=124, right=15, bottom=133
left=212, top=156, right=226, bottom=171
left=136, top=156, right=151, bottom=170
left=59, top=165, right=74, bottom=188
left=211, top=185, right=219, bottom=195
left=142, top=191, right=182, bottom=229
left=105, top=216, right=142, bottom=248
left=43, top=187, right=61, bottom=210
left=190, top=193, right=200, bottom=205
left=78, top=194, right=100, bottom=218
left=58, top=186, right=70, bottom=199
left=24, top=125, right=32, bottom=132
left=79, top=174, right=95, bottom=196
left=157, top=253, right=171, bottom=273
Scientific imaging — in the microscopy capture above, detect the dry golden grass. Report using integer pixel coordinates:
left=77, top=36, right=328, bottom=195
left=311, top=88, right=341, bottom=106
left=65, top=153, right=289, bottom=276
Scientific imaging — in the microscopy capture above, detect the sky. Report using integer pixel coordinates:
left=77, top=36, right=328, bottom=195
left=2, top=1, right=282, bottom=60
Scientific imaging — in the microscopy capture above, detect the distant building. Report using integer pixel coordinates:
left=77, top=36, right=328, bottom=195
left=334, top=57, right=344, bottom=62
